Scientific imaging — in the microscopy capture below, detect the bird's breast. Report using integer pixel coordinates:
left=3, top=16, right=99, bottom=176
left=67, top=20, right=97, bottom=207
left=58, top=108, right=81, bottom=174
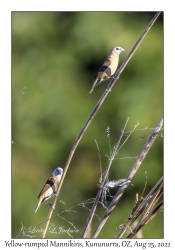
left=109, top=55, right=119, bottom=75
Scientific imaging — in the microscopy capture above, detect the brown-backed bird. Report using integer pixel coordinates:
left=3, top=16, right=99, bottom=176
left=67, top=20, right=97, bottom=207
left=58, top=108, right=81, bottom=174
left=35, top=167, right=63, bottom=212
left=89, top=46, right=125, bottom=93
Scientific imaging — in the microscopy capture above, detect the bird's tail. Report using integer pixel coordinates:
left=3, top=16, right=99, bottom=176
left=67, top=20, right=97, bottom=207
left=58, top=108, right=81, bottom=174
left=89, top=85, right=95, bottom=94
left=35, top=200, right=41, bottom=213
left=89, top=78, right=99, bottom=94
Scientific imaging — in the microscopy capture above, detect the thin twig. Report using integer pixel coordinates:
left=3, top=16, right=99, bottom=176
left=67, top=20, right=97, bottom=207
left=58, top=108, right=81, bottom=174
left=116, top=176, right=163, bottom=238
left=81, top=118, right=129, bottom=238
left=12, top=87, right=27, bottom=100
left=94, top=139, right=103, bottom=184
left=91, top=115, right=163, bottom=238
left=139, top=184, right=163, bottom=221
left=126, top=202, right=163, bottom=238
left=16, top=197, right=102, bottom=238
left=115, top=121, right=140, bottom=155
left=106, top=127, right=112, bottom=155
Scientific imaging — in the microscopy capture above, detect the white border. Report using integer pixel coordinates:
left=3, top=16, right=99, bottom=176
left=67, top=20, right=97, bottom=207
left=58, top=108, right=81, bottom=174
left=0, top=0, right=175, bottom=246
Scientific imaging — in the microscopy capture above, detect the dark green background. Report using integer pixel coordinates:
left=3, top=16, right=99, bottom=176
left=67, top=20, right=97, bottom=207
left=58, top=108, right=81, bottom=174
left=12, top=12, right=163, bottom=238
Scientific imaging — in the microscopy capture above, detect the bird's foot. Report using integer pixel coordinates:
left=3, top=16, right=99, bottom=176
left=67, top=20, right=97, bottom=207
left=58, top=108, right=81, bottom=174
left=50, top=204, right=56, bottom=210
left=113, top=76, right=119, bottom=80
left=46, top=201, right=55, bottom=210
left=103, top=83, right=111, bottom=92
left=106, top=88, right=111, bottom=92
left=54, top=193, right=60, bottom=197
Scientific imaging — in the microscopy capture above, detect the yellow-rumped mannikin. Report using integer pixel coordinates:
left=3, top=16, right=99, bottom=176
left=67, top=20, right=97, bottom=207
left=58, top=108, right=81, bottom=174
left=89, top=46, right=125, bottom=93
left=35, top=167, right=63, bottom=212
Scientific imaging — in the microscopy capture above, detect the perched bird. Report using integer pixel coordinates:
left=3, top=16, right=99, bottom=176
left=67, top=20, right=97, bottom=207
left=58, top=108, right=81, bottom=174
left=35, top=167, right=63, bottom=213
left=89, top=46, right=125, bottom=93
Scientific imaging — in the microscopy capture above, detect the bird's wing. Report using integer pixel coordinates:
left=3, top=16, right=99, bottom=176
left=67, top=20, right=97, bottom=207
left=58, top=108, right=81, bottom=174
left=94, top=57, right=110, bottom=77
left=96, top=57, right=112, bottom=78
left=103, top=56, right=111, bottom=67
left=37, top=175, right=55, bottom=198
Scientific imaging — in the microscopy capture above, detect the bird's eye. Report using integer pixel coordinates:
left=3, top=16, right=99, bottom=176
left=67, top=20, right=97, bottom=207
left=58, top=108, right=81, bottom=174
left=116, top=47, right=119, bottom=50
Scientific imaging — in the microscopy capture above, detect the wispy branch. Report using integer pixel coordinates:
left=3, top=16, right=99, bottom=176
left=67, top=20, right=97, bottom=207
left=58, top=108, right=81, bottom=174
left=91, top=115, right=163, bottom=238
left=82, top=117, right=130, bottom=238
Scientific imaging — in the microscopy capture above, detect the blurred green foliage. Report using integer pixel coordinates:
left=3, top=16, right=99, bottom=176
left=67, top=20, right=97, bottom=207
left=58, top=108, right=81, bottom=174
left=12, top=12, right=163, bottom=238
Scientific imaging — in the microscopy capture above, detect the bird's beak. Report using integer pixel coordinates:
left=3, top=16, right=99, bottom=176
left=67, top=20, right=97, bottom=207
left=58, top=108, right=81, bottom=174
left=121, top=48, right=125, bottom=52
